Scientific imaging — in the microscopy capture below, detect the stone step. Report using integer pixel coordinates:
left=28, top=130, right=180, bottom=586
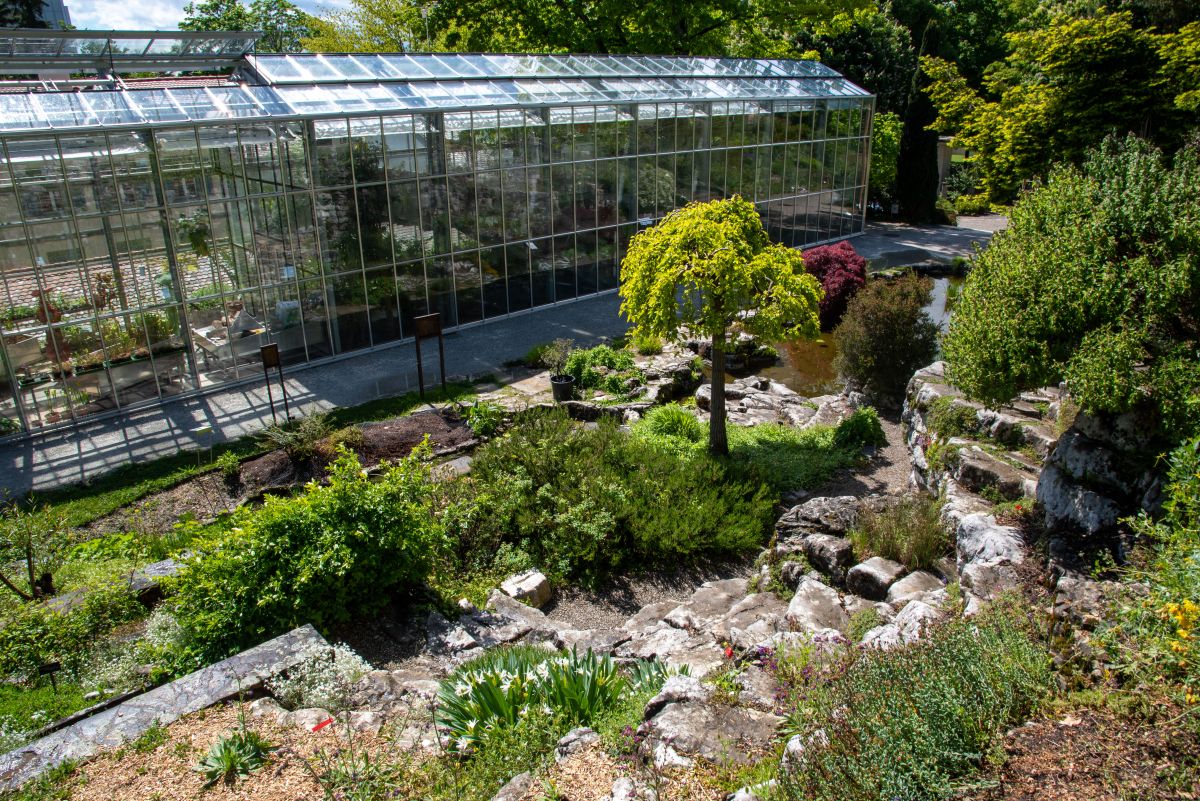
left=953, top=446, right=1038, bottom=501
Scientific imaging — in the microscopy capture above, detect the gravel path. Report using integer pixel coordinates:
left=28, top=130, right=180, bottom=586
left=810, top=411, right=912, bottom=498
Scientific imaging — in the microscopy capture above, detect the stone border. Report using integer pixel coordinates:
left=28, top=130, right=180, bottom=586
left=0, top=624, right=329, bottom=791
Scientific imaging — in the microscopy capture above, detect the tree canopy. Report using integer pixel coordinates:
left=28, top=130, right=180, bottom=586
left=619, top=197, right=822, bottom=455
left=943, top=135, right=1200, bottom=437
left=181, top=0, right=314, bottom=52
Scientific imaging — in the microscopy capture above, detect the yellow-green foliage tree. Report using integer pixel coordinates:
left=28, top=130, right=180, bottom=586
left=619, top=197, right=822, bottom=455
left=923, top=9, right=1191, bottom=201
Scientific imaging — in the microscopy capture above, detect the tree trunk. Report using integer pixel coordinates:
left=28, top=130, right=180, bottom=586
left=0, top=570, right=32, bottom=602
left=709, top=334, right=729, bottom=457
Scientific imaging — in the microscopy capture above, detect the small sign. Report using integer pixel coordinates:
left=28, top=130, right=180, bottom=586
left=414, top=312, right=442, bottom=340
left=259, top=342, right=280, bottom=369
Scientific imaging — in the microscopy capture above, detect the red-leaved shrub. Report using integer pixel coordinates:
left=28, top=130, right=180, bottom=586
left=803, top=241, right=868, bottom=329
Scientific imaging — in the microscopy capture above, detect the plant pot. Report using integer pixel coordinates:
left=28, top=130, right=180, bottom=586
left=550, top=373, right=576, bottom=403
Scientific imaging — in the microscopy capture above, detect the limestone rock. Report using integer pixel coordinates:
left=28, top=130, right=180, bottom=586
left=799, top=534, right=855, bottom=582
left=960, top=560, right=1022, bottom=600
left=644, top=674, right=712, bottom=718
left=893, top=600, right=940, bottom=641
left=490, top=772, right=534, bottom=801
left=955, top=514, right=1024, bottom=570
left=846, top=557, right=906, bottom=601
left=786, top=577, right=849, bottom=633
left=555, top=727, right=599, bottom=762
left=776, top=496, right=860, bottom=539
left=886, top=571, right=944, bottom=605
left=1037, top=463, right=1123, bottom=536
left=646, top=702, right=784, bottom=765
left=500, top=570, right=552, bottom=608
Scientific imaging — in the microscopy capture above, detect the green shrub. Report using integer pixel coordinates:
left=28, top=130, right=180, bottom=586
left=1099, top=437, right=1200, bottom=696
left=0, top=583, right=143, bottom=682
left=255, top=410, right=334, bottom=462
left=641, top=403, right=705, bottom=442
left=0, top=504, right=74, bottom=602
left=926, top=396, right=979, bottom=439
left=777, top=599, right=1052, bottom=801
left=327, top=424, right=366, bottom=452
left=168, top=447, right=438, bottom=664
left=846, top=607, right=884, bottom=642
left=834, top=274, right=940, bottom=406
left=832, top=407, right=886, bottom=450
left=943, top=136, right=1200, bottom=439
left=953, top=193, right=991, bottom=215
left=564, top=344, right=643, bottom=395
left=631, top=330, right=663, bottom=355
left=214, top=451, right=240, bottom=483
left=460, top=409, right=773, bottom=581
left=849, top=494, right=949, bottom=572
left=465, top=401, right=504, bottom=438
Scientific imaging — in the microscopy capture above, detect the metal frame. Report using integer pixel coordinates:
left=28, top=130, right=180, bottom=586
left=0, top=29, right=261, bottom=75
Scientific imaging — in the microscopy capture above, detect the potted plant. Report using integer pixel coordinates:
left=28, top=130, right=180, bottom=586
left=545, top=338, right=575, bottom=402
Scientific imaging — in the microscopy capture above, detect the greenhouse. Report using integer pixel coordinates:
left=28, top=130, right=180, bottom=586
left=0, top=30, right=873, bottom=433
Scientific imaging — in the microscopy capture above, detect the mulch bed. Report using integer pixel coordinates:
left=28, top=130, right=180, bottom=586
left=964, top=705, right=1200, bottom=801
left=359, top=408, right=475, bottom=463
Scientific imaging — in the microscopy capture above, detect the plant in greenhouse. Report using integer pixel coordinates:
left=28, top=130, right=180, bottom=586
left=620, top=197, right=822, bottom=455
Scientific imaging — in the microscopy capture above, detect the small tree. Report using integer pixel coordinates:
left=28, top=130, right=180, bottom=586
left=620, top=197, right=822, bottom=455
left=0, top=504, right=72, bottom=601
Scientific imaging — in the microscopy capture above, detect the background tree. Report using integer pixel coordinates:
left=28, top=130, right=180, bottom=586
left=0, top=0, right=47, bottom=27
left=924, top=9, right=1180, bottom=201
left=304, top=0, right=445, bottom=52
left=943, top=135, right=1200, bottom=438
left=182, top=0, right=313, bottom=52
left=869, top=111, right=903, bottom=202
left=620, top=197, right=822, bottom=455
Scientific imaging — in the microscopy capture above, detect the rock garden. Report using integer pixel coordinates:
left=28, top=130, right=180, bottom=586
left=2, top=140, right=1199, bottom=801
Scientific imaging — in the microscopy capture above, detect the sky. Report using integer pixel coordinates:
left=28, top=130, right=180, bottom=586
left=68, top=0, right=347, bottom=31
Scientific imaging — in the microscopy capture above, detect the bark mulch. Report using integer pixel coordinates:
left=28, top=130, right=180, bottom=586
left=964, top=705, right=1200, bottom=801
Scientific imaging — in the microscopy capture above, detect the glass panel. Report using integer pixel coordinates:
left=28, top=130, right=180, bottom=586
left=328, top=271, right=370, bottom=354
left=480, top=245, right=506, bottom=318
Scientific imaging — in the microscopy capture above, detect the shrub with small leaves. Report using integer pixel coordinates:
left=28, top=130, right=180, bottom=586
left=267, top=644, right=370, bottom=711
left=214, top=451, right=240, bottom=484
left=565, top=345, right=643, bottom=396
left=831, top=407, right=886, bottom=450
left=255, top=411, right=334, bottom=462
left=466, top=401, right=504, bottom=438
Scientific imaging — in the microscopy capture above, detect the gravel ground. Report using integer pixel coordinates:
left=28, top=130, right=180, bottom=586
left=809, top=411, right=913, bottom=498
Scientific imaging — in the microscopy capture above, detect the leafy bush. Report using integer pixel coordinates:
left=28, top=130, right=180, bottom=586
left=832, top=407, right=886, bottom=450
left=777, top=600, right=1051, bottom=801
left=465, top=401, right=504, bottom=438
left=802, top=241, right=868, bottom=329
left=214, top=451, right=240, bottom=483
left=266, top=644, right=371, bottom=711
left=943, top=136, right=1200, bottom=438
left=255, top=411, right=334, bottom=462
left=0, top=504, right=74, bottom=601
left=1100, top=437, right=1200, bottom=697
left=436, top=645, right=672, bottom=752
left=641, top=403, right=705, bottom=442
left=0, top=583, right=143, bottom=682
left=631, top=330, right=663, bottom=355
left=458, top=409, right=774, bottom=581
left=849, top=494, right=949, bottom=572
left=564, top=344, right=643, bottom=396
left=954, top=193, right=991, bottom=215
left=168, top=447, right=438, bottom=664
left=834, top=274, right=940, bottom=406
left=327, top=424, right=366, bottom=452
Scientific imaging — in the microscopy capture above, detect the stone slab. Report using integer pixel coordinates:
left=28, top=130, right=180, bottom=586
left=0, top=625, right=328, bottom=791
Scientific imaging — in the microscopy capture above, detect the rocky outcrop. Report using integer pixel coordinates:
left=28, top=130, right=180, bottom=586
left=696, top=376, right=856, bottom=429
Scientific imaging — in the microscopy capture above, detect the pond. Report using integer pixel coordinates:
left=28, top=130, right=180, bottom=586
left=754, top=275, right=964, bottom=396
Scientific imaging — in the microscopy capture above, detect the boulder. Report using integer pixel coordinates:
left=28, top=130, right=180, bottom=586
left=554, top=628, right=631, bottom=654
left=711, top=593, right=789, bottom=646
left=841, top=594, right=894, bottom=622
left=490, top=772, right=534, bottom=801
left=799, top=534, right=855, bottom=582
left=893, top=600, right=940, bottom=641
left=886, top=571, right=944, bottom=605
left=500, top=570, right=552, bottom=608
left=776, top=496, right=860, bottom=539
left=555, top=727, right=599, bottom=762
left=954, top=448, right=1038, bottom=501
left=860, top=623, right=902, bottom=650
left=1037, top=463, right=1124, bottom=536
left=955, top=514, right=1025, bottom=570
left=786, top=577, right=849, bottom=633
left=644, top=674, right=712, bottom=718
left=960, top=560, right=1022, bottom=600
left=646, top=702, right=784, bottom=765
left=846, top=557, right=906, bottom=601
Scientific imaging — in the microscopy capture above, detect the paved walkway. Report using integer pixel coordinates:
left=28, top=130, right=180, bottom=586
left=1, top=220, right=1001, bottom=494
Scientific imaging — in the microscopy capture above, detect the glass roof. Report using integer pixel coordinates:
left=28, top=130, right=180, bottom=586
left=0, top=53, right=868, bottom=135
left=245, top=53, right=841, bottom=84
left=0, top=30, right=260, bottom=75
